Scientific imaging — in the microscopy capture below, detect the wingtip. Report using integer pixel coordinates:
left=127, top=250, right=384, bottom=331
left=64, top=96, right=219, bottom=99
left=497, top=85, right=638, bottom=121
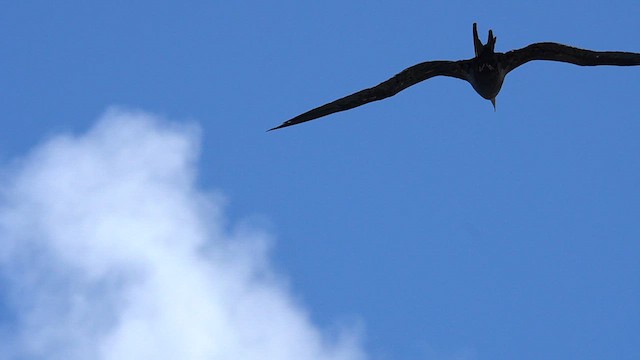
left=267, top=122, right=288, bottom=132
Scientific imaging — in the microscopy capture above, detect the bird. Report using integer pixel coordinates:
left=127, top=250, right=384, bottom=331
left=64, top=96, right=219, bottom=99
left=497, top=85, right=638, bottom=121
left=268, top=23, right=640, bottom=131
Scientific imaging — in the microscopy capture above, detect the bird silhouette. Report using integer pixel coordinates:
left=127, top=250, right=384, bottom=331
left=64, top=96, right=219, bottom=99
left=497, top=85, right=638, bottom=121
left=269, top=23, right=640, bottom=131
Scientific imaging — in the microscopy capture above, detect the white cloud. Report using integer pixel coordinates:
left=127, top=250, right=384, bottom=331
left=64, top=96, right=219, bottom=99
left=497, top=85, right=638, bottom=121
left=0, top=108, right=365, bottom=360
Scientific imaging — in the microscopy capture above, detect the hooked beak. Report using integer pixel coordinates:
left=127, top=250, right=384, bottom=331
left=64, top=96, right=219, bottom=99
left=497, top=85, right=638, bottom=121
left=490, top=98, right=496, bottom=111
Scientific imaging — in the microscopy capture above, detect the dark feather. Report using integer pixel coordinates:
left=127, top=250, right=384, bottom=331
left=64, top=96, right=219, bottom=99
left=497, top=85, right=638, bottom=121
left=268, top=60, right=469, bottom=131
left=503, top=42, right=640, bottom=74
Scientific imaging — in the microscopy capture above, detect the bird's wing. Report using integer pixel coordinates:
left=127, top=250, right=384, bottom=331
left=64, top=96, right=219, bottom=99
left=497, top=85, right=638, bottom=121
left=269, top=60, right=470, bottom=131
left=503, top=42, right=640, bottom=74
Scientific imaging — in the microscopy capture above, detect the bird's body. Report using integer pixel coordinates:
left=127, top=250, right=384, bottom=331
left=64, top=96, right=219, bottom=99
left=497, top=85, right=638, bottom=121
left=468, top=57, right=505, bottom=103
left=269, top=24, right=640, bottom=131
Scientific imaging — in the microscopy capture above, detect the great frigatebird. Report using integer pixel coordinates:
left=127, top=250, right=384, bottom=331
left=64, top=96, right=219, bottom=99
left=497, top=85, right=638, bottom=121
left=269, top=23, right=640, bottom=131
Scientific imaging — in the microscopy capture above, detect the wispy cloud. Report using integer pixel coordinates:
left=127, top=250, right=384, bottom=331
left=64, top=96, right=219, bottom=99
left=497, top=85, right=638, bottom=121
left=0, top=108, right=364, bottom=360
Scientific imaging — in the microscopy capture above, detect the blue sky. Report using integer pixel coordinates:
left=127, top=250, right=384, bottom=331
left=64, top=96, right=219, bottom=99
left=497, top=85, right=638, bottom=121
left=1, top=1, right=639, bottom=359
